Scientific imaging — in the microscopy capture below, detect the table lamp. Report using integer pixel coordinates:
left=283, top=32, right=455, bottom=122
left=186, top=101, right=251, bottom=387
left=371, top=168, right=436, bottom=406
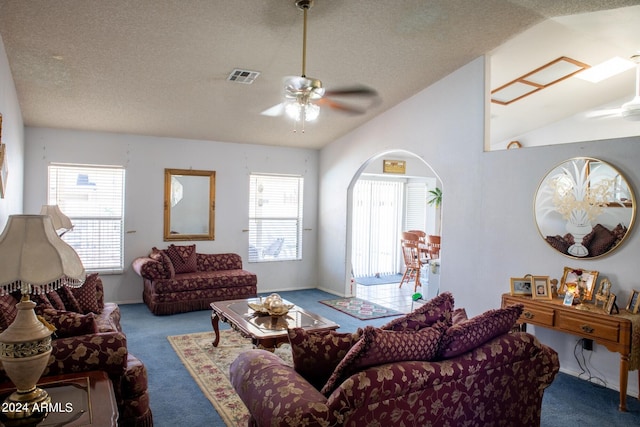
left=39, top=205, right=73, bottom=236
left=0, top=215, right=85, bottom=424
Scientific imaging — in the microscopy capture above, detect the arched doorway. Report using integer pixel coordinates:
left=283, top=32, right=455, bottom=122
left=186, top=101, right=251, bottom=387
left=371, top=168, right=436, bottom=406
left=346, top=150, right=442, bottom=311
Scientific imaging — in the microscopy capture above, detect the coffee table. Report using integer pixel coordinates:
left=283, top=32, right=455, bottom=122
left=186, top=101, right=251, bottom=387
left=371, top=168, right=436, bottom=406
left=210, top=297, right=339, bottom=350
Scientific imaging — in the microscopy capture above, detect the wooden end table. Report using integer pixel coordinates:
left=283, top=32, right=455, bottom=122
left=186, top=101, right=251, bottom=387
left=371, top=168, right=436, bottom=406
left=0, top=370, right=117, bottom=427
left=211, top=298, right=340, bottom=350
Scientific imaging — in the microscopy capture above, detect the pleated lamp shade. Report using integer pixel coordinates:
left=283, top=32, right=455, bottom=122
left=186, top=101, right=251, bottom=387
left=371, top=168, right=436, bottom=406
left=0, top=214, right=85, bottom=292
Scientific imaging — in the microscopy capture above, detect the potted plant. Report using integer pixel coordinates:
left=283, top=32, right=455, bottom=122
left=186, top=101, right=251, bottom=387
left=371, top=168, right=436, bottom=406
left=427, top=187, right=442, bottom=237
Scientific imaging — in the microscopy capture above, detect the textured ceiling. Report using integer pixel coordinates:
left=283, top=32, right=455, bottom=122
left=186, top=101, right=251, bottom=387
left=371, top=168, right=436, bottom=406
left=1, top=0, right=639, bottom=149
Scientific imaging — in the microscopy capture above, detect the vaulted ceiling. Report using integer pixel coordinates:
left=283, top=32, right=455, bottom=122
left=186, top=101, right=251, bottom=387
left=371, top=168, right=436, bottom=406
left=1, top=0, right=639, bottom=149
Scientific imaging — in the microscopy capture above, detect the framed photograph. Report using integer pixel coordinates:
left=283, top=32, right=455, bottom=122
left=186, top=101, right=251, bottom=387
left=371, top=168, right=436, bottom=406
left=0, top=144, right=7, bottom=199
left=626, top=289, right=640, bottom=314
left=563, top=292, right=575, bottom=306
left=559, top=267, right=599, bottom=301
left=382, top=159, right=406, bottom=174
left=532, top=276, right=552, bottom=300
left=594, top=278, right=612, bottom=308
left=510, top=277, right=532, bottom=296
left=604, top=293, right=618, bottom=315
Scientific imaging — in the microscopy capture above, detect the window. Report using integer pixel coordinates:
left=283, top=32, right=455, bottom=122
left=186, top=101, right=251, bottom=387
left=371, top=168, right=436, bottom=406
left=48, top=164, right=126, bottom=273
left=248, top=174, right=303, bottom=262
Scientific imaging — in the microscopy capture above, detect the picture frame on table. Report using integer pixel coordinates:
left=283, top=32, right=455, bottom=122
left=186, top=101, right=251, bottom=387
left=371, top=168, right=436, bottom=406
left=559, top=267, right=599, bottom=301
left=531, top=276, right=552, bottom=300
left=626, top=290, right=640, bottom=314
left=562, top=292, right=575, bottom=306
left=510, top=277, right=532, bottom=296
left=604, top=293, right=618, bottom=315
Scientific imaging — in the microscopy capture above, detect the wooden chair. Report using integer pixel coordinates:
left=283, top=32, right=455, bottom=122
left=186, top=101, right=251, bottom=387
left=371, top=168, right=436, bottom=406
left=408, top=230, right=430, bottom=260
left=399, top=237, right=422, bottom=292
left=427, top=235, right=441, bottom=259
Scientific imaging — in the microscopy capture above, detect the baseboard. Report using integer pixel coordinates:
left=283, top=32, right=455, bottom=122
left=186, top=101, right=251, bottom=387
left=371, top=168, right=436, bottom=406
left=557, top=366, right=639, bottom=397
left=115, top=298, right=145, bottom=305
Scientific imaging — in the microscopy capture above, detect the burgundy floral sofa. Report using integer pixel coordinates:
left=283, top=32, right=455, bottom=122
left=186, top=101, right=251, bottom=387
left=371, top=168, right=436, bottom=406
left=132, top=244, right=257, bottom=315
left=0, top=273, right=152, bottom=427
left=230, top=293, right=559, bottom=427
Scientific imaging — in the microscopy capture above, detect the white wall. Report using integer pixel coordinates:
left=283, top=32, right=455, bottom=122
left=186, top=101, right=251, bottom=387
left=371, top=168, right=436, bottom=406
left=0, top=33, right=24, bottom=222
left=318, top=56, right=640, bottom=396
left=24, top=128, right=319, bottom=303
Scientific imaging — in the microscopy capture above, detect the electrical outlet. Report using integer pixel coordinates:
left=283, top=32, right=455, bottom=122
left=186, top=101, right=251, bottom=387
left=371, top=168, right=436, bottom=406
left=582, top=338, right=593, bottom=351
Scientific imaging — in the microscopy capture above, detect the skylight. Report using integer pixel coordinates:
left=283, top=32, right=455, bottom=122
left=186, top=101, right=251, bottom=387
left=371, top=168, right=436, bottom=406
left=574, top=57, right=635, bottom=83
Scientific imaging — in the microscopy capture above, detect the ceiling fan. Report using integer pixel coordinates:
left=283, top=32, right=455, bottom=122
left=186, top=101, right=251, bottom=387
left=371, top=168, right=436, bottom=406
left=586, top=54, right=640, bottom=121
left=261, top=0, right=379, bottom=131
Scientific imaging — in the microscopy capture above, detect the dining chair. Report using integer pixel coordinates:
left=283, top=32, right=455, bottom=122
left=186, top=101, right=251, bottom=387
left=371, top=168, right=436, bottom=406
left=399, top=237, right=422, bottom=292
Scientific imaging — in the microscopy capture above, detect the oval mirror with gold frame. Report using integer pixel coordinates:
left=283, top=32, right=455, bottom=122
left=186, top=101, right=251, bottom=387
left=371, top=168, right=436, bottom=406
left=534, top=157, right=635, bottom=259
left=164, top=168, right=215, bottom=241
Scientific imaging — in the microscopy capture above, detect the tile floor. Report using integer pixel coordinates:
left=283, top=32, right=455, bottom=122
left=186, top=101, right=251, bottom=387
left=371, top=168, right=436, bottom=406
left=356, top=279, right=435, bottom=313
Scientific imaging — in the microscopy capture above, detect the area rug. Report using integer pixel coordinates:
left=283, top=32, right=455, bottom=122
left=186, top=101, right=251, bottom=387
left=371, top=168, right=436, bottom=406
left=356, top=273, right=403, bottom=286
left=167, top=329, right=292, bottom=427
left=319, top=297, right=402, bottom=320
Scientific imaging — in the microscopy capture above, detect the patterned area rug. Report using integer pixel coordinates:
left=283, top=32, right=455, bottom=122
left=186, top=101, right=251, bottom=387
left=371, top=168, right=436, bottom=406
left=319, top=297, right=402, bottom=320
left=167, top=329, right=292, bottom=427
left=356, top=273, right=403, bottom=286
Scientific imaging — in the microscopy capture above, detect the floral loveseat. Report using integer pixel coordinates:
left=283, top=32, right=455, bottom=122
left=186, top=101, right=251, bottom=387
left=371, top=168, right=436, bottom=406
left=230, top=293, right=559, bottom=427
left=0, top=274, right=153, bottom=427
left=133, top=244, right=257, bottom=315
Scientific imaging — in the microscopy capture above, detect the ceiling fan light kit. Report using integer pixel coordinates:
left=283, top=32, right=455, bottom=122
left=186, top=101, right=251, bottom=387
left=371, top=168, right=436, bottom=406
left=260, top=0, right=379, bottom=132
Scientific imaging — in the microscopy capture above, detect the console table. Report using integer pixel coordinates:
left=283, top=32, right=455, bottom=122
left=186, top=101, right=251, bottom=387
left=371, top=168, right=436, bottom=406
left=502, top=293, right=639, bottom=412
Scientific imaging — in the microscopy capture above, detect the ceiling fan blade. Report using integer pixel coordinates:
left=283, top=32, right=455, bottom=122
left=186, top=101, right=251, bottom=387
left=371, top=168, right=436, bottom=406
left=324, top=85, right=378, bottom=98
left=260, top=103, right=285, bottom=117
left=584, top=108, right=622, bottom=119
left=317, top=98, right=367, bottom=115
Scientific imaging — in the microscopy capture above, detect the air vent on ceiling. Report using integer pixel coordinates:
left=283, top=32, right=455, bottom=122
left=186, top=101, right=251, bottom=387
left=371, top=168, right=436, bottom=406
left=227, top=68, right=260, bottom=84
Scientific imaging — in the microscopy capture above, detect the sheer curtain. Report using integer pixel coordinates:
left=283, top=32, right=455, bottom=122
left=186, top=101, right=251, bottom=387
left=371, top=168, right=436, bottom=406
left=351, top=179, right=403, bottom=278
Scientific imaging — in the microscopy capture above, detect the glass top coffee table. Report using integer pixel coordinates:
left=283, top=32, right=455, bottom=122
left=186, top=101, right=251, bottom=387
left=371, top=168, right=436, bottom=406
left=210, top=297, right=339, bottom=350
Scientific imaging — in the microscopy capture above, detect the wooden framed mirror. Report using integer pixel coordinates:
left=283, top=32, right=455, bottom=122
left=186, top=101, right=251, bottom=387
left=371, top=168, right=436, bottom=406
left=534, top=157, right=635, bottom=259
left=164, top=169, right=215, bottom=241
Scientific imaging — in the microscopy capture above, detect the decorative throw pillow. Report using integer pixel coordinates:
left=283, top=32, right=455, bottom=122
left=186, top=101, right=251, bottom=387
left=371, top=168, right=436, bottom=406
left=611, top=223, right=627, bottom=242
left=134, top=257, right=169, bottom=280
left=41, top=308, right=98, bottom=338
left=452, top=307, right=468, bottom=324
left=71, top=273, right=102, bottom=314
left=31, top=292, right=54, bottom=314
left=56, top=285, right=82, bottom=313
left=150, top=247, right=175, bottom=278
left=381, top=292, right=454, bottom=331
left=0, top=294, right=18, bottom=331
left=320, top=323, right=446, bottom=396
left=166, top=244, right=198, bottom=274
left=46, top=290, right=67, bottom=311
left=586, top=224, right=616, bottom=257
left=287, top=328, right=362, bottom=391
left=438, top=304, right=524, bottom=359
left=545, top=235, right=570, bottom=254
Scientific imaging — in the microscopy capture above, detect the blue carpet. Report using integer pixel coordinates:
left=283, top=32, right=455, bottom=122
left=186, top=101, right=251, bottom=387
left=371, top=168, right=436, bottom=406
left=119, top=289, right=640, bottom=427
left=356, top=273, right=403, bottom=285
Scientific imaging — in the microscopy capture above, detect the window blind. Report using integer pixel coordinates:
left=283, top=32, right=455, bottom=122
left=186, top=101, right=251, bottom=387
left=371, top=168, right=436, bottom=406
left=48, top=164, right=125, bottom=273
left=351, top=179, right=403, bottom=278
left=248, top=174, right=303, bottom=262
left=405, top=183, right=427, bottom=232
